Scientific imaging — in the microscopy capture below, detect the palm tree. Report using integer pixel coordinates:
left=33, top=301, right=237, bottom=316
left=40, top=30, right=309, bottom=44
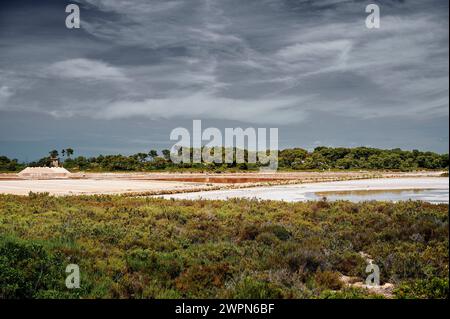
left=66, top=148, right=74, bottom=158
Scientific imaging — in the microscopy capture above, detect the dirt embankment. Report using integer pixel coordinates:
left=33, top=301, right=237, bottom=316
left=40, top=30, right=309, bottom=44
left=69, top=170, right=445, bottom=182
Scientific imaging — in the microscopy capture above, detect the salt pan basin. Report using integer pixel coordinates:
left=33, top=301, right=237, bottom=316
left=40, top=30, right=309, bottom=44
left=0, top=179, right=202, bottom=196
left=161, top=177, right=449, bottom=203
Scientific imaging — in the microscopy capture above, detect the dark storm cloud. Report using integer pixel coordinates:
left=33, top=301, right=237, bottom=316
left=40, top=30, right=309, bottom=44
left=0, top=0, right=448, bottom=159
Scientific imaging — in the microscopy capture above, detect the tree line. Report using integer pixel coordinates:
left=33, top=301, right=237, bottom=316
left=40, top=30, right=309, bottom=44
left=1, top=146, right=448, bottom=172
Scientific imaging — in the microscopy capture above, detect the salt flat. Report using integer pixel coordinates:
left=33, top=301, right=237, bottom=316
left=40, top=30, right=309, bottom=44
left=0, top=179, right=204, bottom=196
left=0, top=172, right=447, bottom=198
left=161, top=177, right=449, bottom=203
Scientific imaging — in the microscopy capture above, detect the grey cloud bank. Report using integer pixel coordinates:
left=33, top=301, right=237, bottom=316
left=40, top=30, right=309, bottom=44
left=0, top=0, right=448, bottom=160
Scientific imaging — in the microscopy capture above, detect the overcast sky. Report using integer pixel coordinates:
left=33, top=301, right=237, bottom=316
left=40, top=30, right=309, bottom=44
left=0, top=0, right=448, bottom=161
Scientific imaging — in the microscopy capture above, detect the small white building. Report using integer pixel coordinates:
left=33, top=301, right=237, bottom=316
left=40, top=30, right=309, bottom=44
left=18, top=167, right=72, bottom=180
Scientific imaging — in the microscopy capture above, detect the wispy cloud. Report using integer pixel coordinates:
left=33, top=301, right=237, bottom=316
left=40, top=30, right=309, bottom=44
left=0, top=86, right=13, bottom=109
left=0, top=0, right=448, bottom=158
left=46, top=58, right=130, bottom=82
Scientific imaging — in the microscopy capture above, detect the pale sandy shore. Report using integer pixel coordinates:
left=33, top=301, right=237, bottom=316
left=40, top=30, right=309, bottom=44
left=0, top=179, right=208, bottom=196
left=0, top=171, right=446, bottom=196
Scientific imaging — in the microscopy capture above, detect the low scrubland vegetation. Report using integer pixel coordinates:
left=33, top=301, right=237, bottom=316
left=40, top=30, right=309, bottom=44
left=0, top=194, right=448, bottom=299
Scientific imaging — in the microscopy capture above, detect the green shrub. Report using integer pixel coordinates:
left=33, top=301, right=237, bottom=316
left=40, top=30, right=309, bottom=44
left=0, top=236, right=66, bottom=298
left=175, top=263, right=232, bottom=298
left=285, top=249, right=326, bottom=273
left=394, top=278, right=449, bottom=299
left=224, top=276, right=283, bottom=299
left=314, top=271, right=343, bottom=290
left=239, top=224, right=260, bottom=241
left=256, top=232, right=278, bottom=245
left=320, top=287, right=384, bottom=299
left=262, top=225, right=291, bottom=241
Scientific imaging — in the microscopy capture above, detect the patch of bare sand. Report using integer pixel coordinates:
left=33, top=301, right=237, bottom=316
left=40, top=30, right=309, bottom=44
left=339, top=252, right=395, bottom=298
left=0, top=179, right=213, bottom=196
